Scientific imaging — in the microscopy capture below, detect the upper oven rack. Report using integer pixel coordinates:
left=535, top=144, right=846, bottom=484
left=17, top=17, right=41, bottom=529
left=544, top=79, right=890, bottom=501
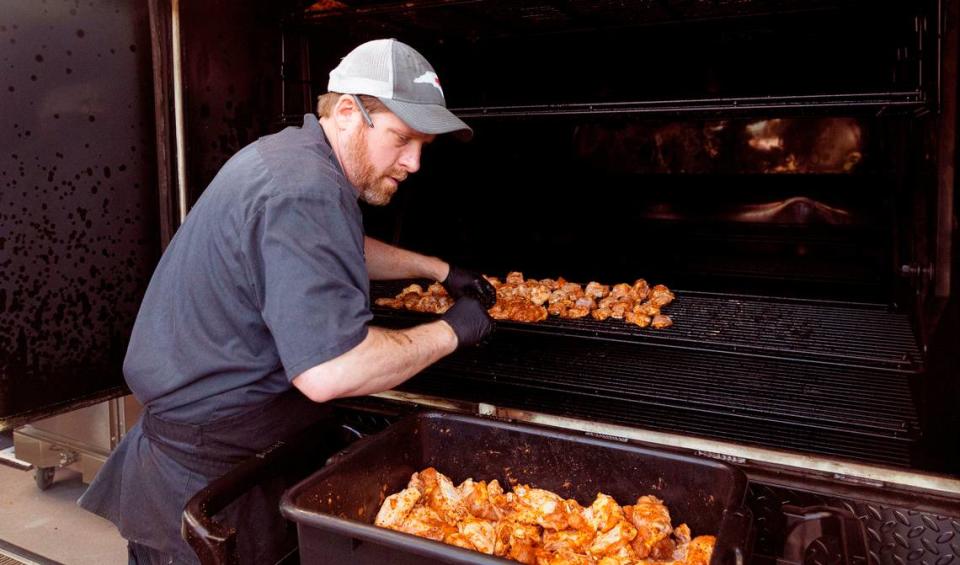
left=450, top=92, right=928, bottom=119
left=371, top=281, right=923, bottom=372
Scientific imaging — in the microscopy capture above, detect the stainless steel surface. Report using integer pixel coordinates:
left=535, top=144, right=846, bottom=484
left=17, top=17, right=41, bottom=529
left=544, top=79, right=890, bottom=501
left=13, top=395, right=141, bottom=486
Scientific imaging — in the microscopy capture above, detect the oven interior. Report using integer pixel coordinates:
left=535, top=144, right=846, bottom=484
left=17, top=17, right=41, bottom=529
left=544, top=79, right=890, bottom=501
left=179, top=0, right=956, bottom=472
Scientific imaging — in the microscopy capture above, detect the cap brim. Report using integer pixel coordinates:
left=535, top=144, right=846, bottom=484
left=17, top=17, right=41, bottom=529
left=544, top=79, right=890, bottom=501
left=378, top=98, right=473, bottom=142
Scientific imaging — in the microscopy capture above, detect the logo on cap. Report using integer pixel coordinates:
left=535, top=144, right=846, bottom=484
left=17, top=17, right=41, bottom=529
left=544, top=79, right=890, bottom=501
left=413, top=71, right=444, bottom=98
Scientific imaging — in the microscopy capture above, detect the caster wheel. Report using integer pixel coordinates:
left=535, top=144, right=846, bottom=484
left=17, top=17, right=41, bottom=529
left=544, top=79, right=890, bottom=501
left=34, top=466, right=55, bottom=490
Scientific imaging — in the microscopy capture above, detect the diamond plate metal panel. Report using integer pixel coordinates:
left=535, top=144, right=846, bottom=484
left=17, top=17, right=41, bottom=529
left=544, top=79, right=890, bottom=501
left=749, top=483, right=960, bottom=565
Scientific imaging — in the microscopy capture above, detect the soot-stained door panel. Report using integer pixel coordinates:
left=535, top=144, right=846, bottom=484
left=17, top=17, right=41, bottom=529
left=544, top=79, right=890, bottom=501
left=0, top=0, right=160, bottom=430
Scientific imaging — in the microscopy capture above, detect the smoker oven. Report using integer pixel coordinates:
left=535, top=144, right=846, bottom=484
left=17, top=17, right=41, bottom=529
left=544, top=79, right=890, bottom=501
left=3, top=0, right=960, bottom=564
left=256, top=0, right=959, bottom=471
left=167, top=0, right=960, bottom=563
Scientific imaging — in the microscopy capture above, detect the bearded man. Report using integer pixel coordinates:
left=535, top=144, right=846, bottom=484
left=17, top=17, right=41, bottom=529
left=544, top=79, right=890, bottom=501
left=78, top=39, right=495, bottom=564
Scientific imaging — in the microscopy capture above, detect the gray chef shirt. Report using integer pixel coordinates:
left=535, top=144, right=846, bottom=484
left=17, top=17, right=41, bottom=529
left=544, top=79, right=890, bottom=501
left=123, top=114, right=371, bottom=423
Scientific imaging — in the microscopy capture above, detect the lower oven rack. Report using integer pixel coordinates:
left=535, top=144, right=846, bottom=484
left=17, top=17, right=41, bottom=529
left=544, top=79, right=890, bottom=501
left=371, top=281, right=922, bottom=467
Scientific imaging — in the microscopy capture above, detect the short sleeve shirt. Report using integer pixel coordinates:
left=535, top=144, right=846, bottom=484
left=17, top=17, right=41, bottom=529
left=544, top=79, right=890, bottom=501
left=123, top=115, right=371, bottom=423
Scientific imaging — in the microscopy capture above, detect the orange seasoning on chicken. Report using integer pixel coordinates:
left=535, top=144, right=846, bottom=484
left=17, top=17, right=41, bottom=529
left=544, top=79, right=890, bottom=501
left=374, top=467, right=715, bottom=565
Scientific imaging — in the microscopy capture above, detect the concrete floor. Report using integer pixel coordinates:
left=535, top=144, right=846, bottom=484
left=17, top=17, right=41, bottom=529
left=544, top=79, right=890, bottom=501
left=0, top=431, right=128, bottom=565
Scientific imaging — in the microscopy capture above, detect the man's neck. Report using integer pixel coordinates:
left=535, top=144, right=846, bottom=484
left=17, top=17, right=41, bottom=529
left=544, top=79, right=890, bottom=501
left=319, top=117, right=348, bottom=177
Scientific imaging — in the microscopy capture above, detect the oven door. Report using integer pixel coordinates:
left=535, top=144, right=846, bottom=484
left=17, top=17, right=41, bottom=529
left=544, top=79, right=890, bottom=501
left=0, top=1, right=164, bottom=429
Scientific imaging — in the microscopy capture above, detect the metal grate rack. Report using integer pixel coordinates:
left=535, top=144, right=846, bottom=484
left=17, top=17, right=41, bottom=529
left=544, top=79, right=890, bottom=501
left=371, top=281, right=922, bottom=371
left=371, top=280, right=922, bottom=466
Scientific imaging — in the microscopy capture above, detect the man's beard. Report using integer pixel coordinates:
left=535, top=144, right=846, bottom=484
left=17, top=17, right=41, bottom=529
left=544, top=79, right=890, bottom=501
left=346, top=127, right=406, bottom=206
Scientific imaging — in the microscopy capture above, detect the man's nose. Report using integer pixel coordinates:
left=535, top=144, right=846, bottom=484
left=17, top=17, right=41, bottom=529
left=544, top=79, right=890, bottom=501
left=398, top=143, right=422, bottom=174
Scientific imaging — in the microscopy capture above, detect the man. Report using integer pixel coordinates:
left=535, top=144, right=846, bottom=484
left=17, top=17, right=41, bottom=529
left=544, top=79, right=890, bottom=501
left=79, top=38, right=495, bottom=564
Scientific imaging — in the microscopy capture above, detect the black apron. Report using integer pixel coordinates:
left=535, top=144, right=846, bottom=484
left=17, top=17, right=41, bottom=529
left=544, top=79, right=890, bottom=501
left=80, top=389, right=333, bottom=564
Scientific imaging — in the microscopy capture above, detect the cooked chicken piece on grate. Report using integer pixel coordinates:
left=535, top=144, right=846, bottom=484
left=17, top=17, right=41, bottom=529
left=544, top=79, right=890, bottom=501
left=624, top=312, right=652, bottom=328
left=650, top=284, right=676, bottom=308
left=632, top=279, right=651, bottom=302
left=539, top=278, right=560, bottom=290
left=609, top=302, right=630, bottom=320
left=547, top=300, right=572, bottom=317
left=609, top=283, right=633, bottom=299
left=585, top=281, right=611, bottom=299
left=506, top=271, right=525, bottom=285
left=633, top=301, right=661, bottom=317
left=592, top=308, right=612, bottom=321
left=524, top=281, right=553, bottom=306
left=563, top=296, right=596, bottom=319
left=490, top=299, right=549, bottom=323
left=651, top=315, right=673, bottom=329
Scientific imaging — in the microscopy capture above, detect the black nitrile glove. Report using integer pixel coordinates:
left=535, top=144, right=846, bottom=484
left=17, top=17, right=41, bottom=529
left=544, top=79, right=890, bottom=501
left=442, top=264, right=497, bottom=309
left=441, top=296, right=494, bottom=348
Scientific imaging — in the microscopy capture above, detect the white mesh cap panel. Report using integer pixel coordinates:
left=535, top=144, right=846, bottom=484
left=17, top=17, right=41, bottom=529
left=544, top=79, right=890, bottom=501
left=327, top=38, right=394, bottom=98
left=325, top=38, right=472, bottom=139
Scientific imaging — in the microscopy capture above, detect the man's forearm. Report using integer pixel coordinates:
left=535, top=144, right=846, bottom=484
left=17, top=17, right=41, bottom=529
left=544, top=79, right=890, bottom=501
left=291, top=321, right=458, bottom=403
left=364, top=236, right=448, bottom=281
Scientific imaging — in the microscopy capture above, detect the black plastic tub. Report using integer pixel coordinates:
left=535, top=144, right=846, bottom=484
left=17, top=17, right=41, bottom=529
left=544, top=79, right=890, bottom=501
left=280, top=411, right=753, bottom=565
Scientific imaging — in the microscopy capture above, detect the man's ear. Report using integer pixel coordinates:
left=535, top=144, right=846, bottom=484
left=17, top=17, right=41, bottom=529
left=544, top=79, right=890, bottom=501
left=333, top=94, right=361, bottom=131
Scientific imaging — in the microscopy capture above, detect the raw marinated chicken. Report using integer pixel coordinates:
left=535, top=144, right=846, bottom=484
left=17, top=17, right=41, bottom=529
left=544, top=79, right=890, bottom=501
left=373, top=487, right=421, bottom=529
left=374, top=272, right=676, bottom=329
left=490, top=299, right=549, bottom=322
left=375, top=468, right=714, bottom=565
left=374, top=282, right=454, bottom=314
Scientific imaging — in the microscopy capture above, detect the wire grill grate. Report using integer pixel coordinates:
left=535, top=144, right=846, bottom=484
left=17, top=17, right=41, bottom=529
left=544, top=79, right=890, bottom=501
left=373, top=282, right=921, bottom=466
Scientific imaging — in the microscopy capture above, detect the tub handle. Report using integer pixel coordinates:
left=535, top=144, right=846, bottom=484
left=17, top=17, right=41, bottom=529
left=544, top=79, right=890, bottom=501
left=777, top=504, right=869, bottom=565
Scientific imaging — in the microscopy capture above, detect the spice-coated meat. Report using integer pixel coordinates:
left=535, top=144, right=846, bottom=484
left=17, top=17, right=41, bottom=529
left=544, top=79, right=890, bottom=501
left=374, top=467, right=715, bottom=565
left=375, top=272, right=676, bottom=329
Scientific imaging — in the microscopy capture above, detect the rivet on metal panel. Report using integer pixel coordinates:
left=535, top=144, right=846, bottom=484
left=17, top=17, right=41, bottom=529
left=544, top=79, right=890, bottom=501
left=935, top=531, right=955, bottom=544
left=923, top=514, right=942, bottom=532
left=933, top=555, right=954, bottom=565
left=894, top=510, right=912, bottom=526
left=922, top=536, right=941, bottom=555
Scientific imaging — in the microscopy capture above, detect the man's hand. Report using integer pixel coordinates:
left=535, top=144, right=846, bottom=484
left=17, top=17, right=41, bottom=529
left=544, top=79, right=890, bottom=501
left=441, top=297, right=494, bottom=347
left=442, top=265, right=497, bottom=309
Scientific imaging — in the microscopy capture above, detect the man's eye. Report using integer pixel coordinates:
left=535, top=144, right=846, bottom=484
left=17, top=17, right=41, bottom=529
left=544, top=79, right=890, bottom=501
left=395, top=133, right=409, bottom=144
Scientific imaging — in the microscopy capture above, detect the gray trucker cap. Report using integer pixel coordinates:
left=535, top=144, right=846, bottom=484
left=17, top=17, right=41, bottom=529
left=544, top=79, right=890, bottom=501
left=328, top=38, right=473, bottom=141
